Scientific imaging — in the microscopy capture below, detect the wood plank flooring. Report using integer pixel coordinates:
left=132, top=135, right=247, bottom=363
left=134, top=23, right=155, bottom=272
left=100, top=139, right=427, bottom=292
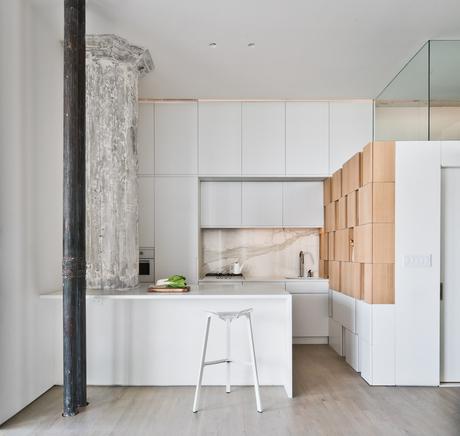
left=1, top=345, right=460, bottom=435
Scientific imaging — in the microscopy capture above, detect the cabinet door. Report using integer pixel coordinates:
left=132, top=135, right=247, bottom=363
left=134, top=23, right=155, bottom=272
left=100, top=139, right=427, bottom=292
left=292, top=294, right=329, bottom=337
left=138, top=176, right=155, bottom=247
left=155, top=177, right=198, bottom=283
left=242, top=102, right=285, bottom=175
left=330, top=101, right=373, bottom=173
left=200, top=182, right=242, bottom=227
left=286, top=102, right=329, bottom=175
left=242, top=182, right=283, bottom=226
left=155, top=103, right=197, bottom=175
left=283, top=182, right=323, bottom=227
left=198, top=102, right=241, bottom=175
left=138, top=103, right=155, bottom=175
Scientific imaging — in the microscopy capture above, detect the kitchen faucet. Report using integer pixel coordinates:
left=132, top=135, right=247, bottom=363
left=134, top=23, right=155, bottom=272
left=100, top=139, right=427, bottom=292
left=299, top=251, right=305, bottom=278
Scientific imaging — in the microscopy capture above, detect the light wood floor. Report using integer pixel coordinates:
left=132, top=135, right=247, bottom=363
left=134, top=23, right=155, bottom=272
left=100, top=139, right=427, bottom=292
left=1, top=345, right=460, bottom=435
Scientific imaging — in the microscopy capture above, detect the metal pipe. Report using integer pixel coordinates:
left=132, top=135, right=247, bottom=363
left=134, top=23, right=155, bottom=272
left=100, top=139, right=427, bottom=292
left=63, top=0, right=86, bottom=417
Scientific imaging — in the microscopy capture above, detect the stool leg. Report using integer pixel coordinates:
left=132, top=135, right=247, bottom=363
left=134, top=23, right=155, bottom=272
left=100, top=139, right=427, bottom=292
left=193, top=315, right=211, bottom=413
left=246, top=314, right=263, bottom=413
left=226, top=319, right=231, bottom=393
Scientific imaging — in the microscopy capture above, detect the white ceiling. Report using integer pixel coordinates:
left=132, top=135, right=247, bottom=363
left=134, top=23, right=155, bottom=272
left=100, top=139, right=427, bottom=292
left=32, top=0, right=460, bottom=99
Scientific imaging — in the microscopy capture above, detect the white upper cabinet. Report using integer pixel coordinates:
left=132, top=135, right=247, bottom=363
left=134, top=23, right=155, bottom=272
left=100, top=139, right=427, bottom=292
left=242, top=102, right=285, bottom=175
left=155, top=176, right=198, bottom=284
left=198, top=102, right=241, bottom=175
left=200, top=182, right=242, bottom=227
left=283, top=182, right=323, bottom=227
left=285, top=102, right=329, bottom=175
left=138, top=176, right=155, bottom=247
left=329, top=101, right=373, bottom=173
left=242, top=182, right=283, bottom=226
left=155, top=102, right=198, bottom=175
left=137, top=103, right=155, bottom=175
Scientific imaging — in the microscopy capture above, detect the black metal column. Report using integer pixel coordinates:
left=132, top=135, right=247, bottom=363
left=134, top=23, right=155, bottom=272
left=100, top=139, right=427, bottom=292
left=63, top=0, right=86, bottom=417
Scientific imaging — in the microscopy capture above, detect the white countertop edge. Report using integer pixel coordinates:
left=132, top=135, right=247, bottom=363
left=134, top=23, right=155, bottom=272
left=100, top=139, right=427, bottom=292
left=40, top=293, right=291, bottom=300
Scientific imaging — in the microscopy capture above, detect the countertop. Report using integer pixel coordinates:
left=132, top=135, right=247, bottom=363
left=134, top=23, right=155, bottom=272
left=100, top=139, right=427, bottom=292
left=40, top=283, right=290, bottom=300
left=199, top=276, right=329, bottom=283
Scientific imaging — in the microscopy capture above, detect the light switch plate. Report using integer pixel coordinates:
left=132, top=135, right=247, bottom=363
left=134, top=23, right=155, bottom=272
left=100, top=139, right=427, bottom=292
left=403, top=254, right=432, bottom=268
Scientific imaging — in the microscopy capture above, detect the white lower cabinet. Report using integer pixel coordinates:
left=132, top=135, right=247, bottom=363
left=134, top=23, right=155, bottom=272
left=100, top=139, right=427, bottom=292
left=292, top=294, right=329, bottom=339
left=154, top=177, right=198, bottom=284
left=344, top=328, right=359, bottom=372
left=359, top=337, right=372, bottom=383
left=332, top=290, right=356, bottom=333
left=328, top=317, right=343, bottom=356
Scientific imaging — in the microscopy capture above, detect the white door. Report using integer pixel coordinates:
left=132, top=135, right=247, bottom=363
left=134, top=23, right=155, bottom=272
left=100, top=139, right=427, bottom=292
left=242, top=102, right=285, bottom=175
left=292, top=294, right=329, bottom=337
left=285, top=102, right=329, bottom=175
left=200, top=181, right=242, bottom=227
left=138, top=176, right=155, bottom=247
left=283, top=182, right=323, bottom=227
left=241, top=182, right=283, bottom=226
left=198, top=102, right=241, bottom=175
left=441, top=167, right=460, bottom=382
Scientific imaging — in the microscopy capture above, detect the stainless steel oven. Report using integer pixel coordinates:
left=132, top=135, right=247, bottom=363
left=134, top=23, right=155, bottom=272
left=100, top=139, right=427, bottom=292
left=139, top=247, right=154, bottom=283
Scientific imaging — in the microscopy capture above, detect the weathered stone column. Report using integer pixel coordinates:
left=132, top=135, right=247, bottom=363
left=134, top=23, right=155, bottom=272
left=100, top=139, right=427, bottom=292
left=86, top=35, right=153, bottom=289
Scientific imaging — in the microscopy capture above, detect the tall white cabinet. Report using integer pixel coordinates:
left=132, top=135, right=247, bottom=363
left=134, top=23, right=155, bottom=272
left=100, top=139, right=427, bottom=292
left=285, top=102, right=329, bottom=175
left=154, top=177, right=198, bottom=283
left=198, top=102, right=241, bottom=175
left=155, top=102, right=198, bottom=175
left=242, top=102, right=285, bottom=175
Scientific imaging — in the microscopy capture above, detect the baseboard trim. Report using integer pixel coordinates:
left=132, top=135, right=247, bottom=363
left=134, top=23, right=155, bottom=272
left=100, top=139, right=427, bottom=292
left=293, top=336, right=328, bottom=345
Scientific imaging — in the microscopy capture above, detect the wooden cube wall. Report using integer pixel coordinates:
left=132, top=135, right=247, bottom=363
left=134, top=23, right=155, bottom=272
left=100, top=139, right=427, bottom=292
left=321, top=141, right=395, bottom=304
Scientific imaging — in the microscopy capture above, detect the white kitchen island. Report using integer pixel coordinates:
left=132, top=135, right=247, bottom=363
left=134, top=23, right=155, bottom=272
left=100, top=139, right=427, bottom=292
left=42, top=284, right=293, bottom=398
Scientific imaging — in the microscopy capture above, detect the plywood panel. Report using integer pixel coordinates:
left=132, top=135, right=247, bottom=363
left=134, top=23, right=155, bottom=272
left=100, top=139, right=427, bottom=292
left=336, top=197, right=347, bottom=229
left=373, top=223, right=394, bottom=263
left=319, top=260, right=329, bottom=279
left=328, top=231, right=335, bottom=261
left=363, top=263, right=394, bottom=304
left=335, top=228, right=350, bottom=262
left=361, top=142, right=373, bottom=186
left=329, top=261, right=341, bottom=291
left=325, top=202, right=336, bottom=232
left=320, top=232, right=328, bottom=260
left=373, top=141, right=395, bottom=183
left=342, top=152, right=361, bottom=195
left=332, top=169, right=342, bottom=201
left=358, top=183, right=373, bottom=225
left=324, top=177, right=332, bottom=205
left=354, top=224, right=372, bottom=263
left=341, top=262, right=362, bottom=299
left=372, top=182, right=395, bottom=223
left=347, top=190, right=358, bottom=228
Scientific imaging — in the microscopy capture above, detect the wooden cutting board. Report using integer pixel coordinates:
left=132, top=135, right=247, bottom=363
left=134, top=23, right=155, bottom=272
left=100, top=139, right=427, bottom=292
left=148, top=285, right=190, bottom=293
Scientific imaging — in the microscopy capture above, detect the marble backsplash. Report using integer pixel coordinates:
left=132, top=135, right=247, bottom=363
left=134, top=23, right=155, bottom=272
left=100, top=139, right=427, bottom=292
left=201, top=228, right=320, bottom=278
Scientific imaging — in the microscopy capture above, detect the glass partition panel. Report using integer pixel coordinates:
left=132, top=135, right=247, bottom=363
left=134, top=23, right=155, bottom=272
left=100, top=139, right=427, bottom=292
left=374, top=43, right=429, bottom=141
left=430, top=41, right=460, bottom=140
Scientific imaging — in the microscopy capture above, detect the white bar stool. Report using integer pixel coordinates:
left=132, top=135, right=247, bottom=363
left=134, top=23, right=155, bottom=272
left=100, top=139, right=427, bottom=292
left=192, top=308, right=263, bottom=413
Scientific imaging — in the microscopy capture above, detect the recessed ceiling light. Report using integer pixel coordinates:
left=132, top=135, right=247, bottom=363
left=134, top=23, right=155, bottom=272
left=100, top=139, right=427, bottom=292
left=208, top=42, right=217, bottom=48
left=248, top=42, right=256, bottom=47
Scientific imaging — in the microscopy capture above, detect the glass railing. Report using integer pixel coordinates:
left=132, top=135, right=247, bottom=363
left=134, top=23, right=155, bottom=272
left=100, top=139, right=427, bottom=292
left=374, top=40, right=460, bottom=141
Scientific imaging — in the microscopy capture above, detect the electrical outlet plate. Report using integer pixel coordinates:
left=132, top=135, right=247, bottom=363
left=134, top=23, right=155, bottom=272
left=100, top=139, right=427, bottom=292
left=403, top=254, right=432, bottom=268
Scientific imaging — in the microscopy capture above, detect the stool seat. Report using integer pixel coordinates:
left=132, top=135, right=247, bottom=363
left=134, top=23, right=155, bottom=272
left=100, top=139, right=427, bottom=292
left=192, top=307, right=262, bottom=413
left=206, top=308, right=252, bottom=322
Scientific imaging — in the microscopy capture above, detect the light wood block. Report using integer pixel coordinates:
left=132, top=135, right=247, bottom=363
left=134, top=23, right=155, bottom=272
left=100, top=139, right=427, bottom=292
left=324, top=177, right=332, bottom=205
left=359, top=182, right=395, bottom=225
left=354, top=224, right=372, bottom=263
left=362, top=141, right=395, bottom=186
left=320, top=232, right=328, bottom=260
left=329, top=261, right=341, bottom=291
left=335, top=228, right=350, bottom=262
left=372, top=223, right=394, bottom=263
left=332, top=169, right=342, bottom=201
left=363, top=263, right=394, bottom=304
left=328, top=231, right=335, bottom=261
left=336, top=197, right=347, bottom=230
left=341, top=262, right=362, bottom=299
left=342, top=152, right=361, bottom=195
left=346, top=190, right=358, bottom=228
left=319, top=260, right=329, bottom=279
left=325, top=202, right=336, bottom=232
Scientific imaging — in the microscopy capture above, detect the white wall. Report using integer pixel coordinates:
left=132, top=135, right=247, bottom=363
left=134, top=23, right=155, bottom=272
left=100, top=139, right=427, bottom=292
left=395, top=141, right=441, bottom=385
left=0, top=0, right=61, bottom=424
